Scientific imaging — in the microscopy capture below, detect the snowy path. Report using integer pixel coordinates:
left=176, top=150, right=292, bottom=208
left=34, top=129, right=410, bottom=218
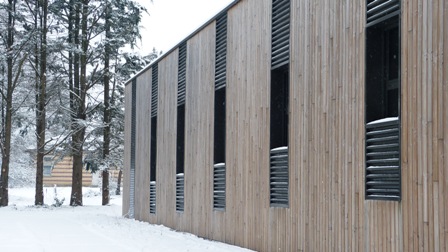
left=0, top=188, right=252, bottom=252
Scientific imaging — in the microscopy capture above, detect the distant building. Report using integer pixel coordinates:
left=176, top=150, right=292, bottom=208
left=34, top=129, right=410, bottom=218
left=42, top=155, right=121, bottom=187
left=42, top=156, right=92, bottom=187
left=123, top=0, right=448, bottom=251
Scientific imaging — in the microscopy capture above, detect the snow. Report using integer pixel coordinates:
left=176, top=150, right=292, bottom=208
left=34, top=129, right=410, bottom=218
left=271, top=146, right=288, bottom=151
left=0, top=187, right=252, bottom=252
left=367, top=117, right=399, bottom=125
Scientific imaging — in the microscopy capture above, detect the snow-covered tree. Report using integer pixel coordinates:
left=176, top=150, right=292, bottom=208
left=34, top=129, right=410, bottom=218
left=0, top=0, right=34, bottom=206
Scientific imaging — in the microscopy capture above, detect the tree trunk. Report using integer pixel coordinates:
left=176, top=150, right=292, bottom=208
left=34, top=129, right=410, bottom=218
left=115, top=169, right=122, bottom=195
left=0, top=0, right=16, bottom=207
left=70, top=144, right=84, bottom=206
left=102, top=0, right=111, bottom=206
left=102, top=170, right=109, bottom=205
left=35, top=0, right=48, bottom=206
left=69, top=0, right=84, bottom=206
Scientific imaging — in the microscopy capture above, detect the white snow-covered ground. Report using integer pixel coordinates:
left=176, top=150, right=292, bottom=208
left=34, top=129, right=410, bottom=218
left=0, top=187, right=252, bottom=252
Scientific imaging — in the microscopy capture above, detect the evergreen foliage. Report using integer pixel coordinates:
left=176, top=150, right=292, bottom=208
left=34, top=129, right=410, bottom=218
left=0, top=0, right=157, bottom=206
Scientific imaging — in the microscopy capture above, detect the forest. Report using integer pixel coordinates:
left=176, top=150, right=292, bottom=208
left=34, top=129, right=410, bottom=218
left=0, top=0, right=156, bottom=207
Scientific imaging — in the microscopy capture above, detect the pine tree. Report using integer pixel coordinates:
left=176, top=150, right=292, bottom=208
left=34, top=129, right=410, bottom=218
left=0, top=0, right=29, bottom=206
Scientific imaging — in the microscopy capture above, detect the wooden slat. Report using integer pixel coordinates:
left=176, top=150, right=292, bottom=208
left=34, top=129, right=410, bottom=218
left=134, top=71, right=151, bottom=221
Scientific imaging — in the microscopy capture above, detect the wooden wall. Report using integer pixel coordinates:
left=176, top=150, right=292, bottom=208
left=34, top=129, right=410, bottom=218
left=226, top=0, right=271, bottom=249
left=401, top=0, right=448, bottom=251
left=150, top=49, right=179, bottom=227
left=123, top=0, right=448, bottom=251
left=289, top=0, right=367, bottom=251
left=134, top=70, right=152, bottom=222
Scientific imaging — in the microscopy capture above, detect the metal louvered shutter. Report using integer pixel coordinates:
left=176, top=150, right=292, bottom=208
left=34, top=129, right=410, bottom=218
left=178, top=43, right=187, bottom=106
left=129, top=79, right=137, bottom=218
left=270, top=146, right=289, bottom=206
left=215, top=13, right=227, bottom=90
left=365, top=118, right=401, bottom=201
left=149, top=181, right=156, bottom=214
left=176, top=173, right=184, bottom=212
left=151, top=64, right=158, bottom=117
left=366, top=0, right=400, bottom=27
left=213, top=163, right=226, bottom=210
left=271, top=0, right=290, bottom=69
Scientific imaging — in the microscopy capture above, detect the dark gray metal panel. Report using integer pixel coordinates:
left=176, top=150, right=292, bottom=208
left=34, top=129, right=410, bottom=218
left=271, top=0, right=290, bottom=69
left=130, top=79, right=137, bottom=218
left=151, top=64, right=158, bottom=117
left=366, top=0, right=400, bottom=27
left=365, top=118, right=401, bottom=201
left=215, top=13, right=227, bottom=90
left=213, top=163, right=226, bottom=210
left=270, top=147, right=289, bottom=207
left=176, top=173, right=184, bottom=212
left=149, top=181, right=156, bottom=214
left=178, top=43, right=187, bottom=106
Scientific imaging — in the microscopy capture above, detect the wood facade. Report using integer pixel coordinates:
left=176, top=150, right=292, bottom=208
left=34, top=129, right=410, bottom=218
left=124, top=0, right=448, bottom=251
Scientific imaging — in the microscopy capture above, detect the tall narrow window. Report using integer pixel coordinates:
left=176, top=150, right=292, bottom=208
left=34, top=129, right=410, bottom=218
left=269, top=0, right=290, bottom=207
left=150, top=64, right=158, bottom=214
left=213, top=13, right=227, bottom=210
left=130, top=79, right=137, bottom=218
left=176, top=42, right=186, bottom=212
left=365, top=0, right=401, bottom=201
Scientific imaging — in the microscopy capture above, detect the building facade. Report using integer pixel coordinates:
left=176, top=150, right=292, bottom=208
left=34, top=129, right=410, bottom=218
left=124, top=0, right=448, bottom=251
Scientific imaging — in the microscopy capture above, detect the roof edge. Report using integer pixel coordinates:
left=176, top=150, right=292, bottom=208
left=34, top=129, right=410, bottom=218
left=125, top=0, right=241, bottom=86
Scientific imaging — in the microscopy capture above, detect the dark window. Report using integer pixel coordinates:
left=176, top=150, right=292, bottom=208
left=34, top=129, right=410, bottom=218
left=176, top=42, right=187, bottom=212
left=150, top=117, right=157, bottom=182
left=150, top=117, right=157, bottom=214
left=214, top=88, right=226, bottom=165
left=213, top=13, right=227, bottom=211
left=270, top=0, right=290, bottom=207
left=176, top=104, right=185, bottom=175
left=365, top=0, right=401, bottom=201
left=366, top=19, right=400, bottom=123
left=269, top=65, right=289, bottom=207
left=270, top=65, right=289, bottom=149
left=213, top=82, right=226, bottom=211
left=150, top=65, right=158, bottom=214
left=150, top=64, right=158, bottom=182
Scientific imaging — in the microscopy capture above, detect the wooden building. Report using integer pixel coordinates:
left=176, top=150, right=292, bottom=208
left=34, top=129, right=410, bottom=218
left=43, top=156, right=93, bottom=186
left=123, top=0, right=448, bottom=251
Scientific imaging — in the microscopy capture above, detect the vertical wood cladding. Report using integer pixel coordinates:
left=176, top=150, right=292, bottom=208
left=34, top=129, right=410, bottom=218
left=123, top=81, right=132, bottom=217
left=123, top=0, right=448, bottom=251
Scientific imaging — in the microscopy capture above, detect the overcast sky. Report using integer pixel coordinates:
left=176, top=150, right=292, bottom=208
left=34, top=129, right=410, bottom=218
left=136, top=0, right=234, bottom=55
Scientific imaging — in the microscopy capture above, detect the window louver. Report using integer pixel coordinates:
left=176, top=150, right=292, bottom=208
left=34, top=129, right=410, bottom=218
left=215, top=13, right=227, bottom=90
left=129, top=79, right=137, bottom=218
left=151, top=64, right=158, bottom=117
left=213, top=163, right=226, bottom=210
left=176, top=173, right=184, bottom=212
left=149, top=181, right=156, bottom=214
left=366, top=0, right=400, bottom=27
left=178, top=43, right=187, bottom=106
left=365, top=118, right=401, bottom=201
left=271, top=0, right=290, bottom=69
left=270, top=146, right=289, bottom=206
